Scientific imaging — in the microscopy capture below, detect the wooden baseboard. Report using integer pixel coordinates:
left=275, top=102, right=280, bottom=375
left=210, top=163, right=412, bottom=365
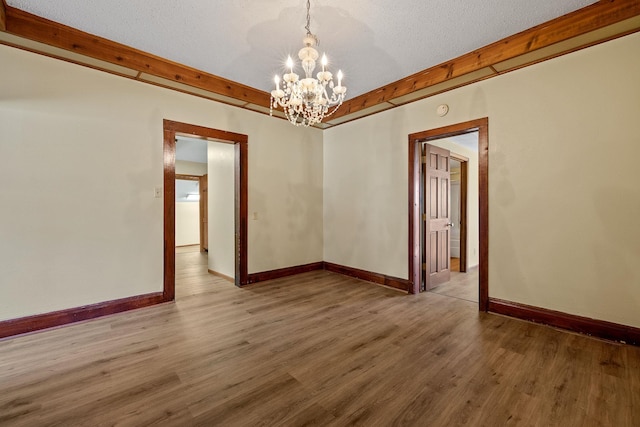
left=0, top=292, right=167, bottom=340
left=8, top=270, right=636, bottom=347
left=1, top=260, right=400, bottom=339
left=247, top=262, right=324, bottom=284
left=207, top=269, right=235, bottom=283
left=488, top=298, right=640, bottom=346
left=247, top=261, right=409, bottom=292
left=323, top=262, right=410, bottom=291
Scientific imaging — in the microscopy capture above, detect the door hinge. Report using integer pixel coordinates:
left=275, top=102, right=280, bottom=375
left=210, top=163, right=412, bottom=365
left=422, top=263, right=427, bottom=270
left=422, top=213, right=427, bottom=221
left=421, top=155, right=427, bottom=164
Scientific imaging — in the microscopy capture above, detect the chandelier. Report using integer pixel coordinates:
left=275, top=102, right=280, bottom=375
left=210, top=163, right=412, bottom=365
left=270, top=0, right=347, bottom=127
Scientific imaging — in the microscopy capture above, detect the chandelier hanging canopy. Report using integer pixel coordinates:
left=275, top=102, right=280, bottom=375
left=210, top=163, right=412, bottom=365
left=270, top=0, right=347, bottom=127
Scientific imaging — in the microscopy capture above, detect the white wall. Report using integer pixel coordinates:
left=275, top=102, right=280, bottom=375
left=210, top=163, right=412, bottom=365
left=249, top=129, right=324, bottom=273
left=176, top=160, right=207, bottom=176
left=2, top=32, right=638, bottom=330
left=0, top=44, right=323, bottom=321
left=207, top=142, right=235, bottom=278
left=175, top=202, right=200, bottom=246
left=324, top=33, right=640, bottom=328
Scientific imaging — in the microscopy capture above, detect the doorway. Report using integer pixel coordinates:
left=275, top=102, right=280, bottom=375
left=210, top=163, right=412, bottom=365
left=408, top=118, right=488, bottom=311
left=174, top=135, right=209, bottom=253
left=449, top=157, right=468, bottom=273
left=163, top=120, right=248, bottom=301
left=175, top=174, right=202, bottom=251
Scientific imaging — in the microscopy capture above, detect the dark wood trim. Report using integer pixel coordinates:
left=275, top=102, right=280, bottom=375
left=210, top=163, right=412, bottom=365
left=2, top=1, right=638, bottom=128
left=459, top=158, right=468, bottom=273
left=247, top=262, right=324, bottom=284
left=163, top=125, right=176, bottom=301
left=330, top=0, right=640, bottom=121
left=175, top=174, right=200, bottom=181
left=165, top=120, right=249, bottom=144
left=235, top=141, right=248, bottom=287
left=323, top=262, right=410, bottom=292
left=198, top=174, right=207, bottom=253
left=3, top=6, right=270, bottom=107
left=163, top=120, right=248, bottom=292
left=477, top=121, right=489, bottom=312
left=408, top=118, right=488, bottom=310
left=0, top=0, right=6, bottom=32
left=449, top=153, right=469, bottom=163
left=0, top=293, right=165, bottom=340
left=408, top=140, right=422, bottom=294
left=488, top=298, right=640, bottom=346
left=247, top=261, right=410, bottom=291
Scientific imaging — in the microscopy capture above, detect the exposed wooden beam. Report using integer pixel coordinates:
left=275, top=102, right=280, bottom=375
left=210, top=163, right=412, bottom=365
left=3, top=6, right=270, bottom=107
left=331, top=0, right=640, bottom=121
left=0, top=0, right=7, bottom=31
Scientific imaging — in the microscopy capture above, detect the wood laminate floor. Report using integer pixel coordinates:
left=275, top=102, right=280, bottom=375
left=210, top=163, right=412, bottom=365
left=450, top=257, right=460, bottom=273
left=430, top=267, right=479, bottom=303
left=1, top=251, right=639, bottom=426
left=175, top=244, right=200, bottom=254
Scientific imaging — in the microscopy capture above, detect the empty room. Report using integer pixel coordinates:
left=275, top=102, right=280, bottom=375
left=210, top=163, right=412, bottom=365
left=1, top=0, right=639, bottom=425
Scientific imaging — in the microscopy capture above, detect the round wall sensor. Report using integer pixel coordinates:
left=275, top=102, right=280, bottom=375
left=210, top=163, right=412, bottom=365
left=437, top=104, right=449, bottom=117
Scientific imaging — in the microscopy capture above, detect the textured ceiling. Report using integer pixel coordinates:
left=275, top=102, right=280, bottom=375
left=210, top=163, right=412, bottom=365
left=447, top=133, right=478, bottom=153
left=7, top=0, right=597, bottom=98
left=176, top=136, right=207, bottom=164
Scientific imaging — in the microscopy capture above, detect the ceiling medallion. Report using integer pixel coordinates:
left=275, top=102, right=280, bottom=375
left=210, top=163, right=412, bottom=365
left=270, top=0, right=347, bottom=127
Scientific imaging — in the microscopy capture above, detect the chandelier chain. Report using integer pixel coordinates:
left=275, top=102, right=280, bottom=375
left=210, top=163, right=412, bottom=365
left=305, top=0, right=311, bottom=35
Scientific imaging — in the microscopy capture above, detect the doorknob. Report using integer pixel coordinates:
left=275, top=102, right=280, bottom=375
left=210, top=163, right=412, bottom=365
left=446, top=223, right=454, bottom=227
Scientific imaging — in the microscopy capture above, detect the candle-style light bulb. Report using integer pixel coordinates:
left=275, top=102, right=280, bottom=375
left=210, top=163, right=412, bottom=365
left=286, top=56, right=294, bottom=73
left=274, top=75, right=280, bottom=91
left=337, top=70, right=343, bottom=87
left=321, top=54, right=327, bottom=73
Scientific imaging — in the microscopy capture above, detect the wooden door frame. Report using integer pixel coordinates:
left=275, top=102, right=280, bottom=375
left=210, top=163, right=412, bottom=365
left=408, top=118, right=488, bottom=311
left=198, top=174, right=207, bottom=253
left=163, top=119, right=248, bottom=301
left=449, top=153, right=469, bottom=273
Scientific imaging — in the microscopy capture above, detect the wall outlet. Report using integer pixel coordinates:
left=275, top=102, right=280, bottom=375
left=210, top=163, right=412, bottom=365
left=154, top=187, right=163, bottom=198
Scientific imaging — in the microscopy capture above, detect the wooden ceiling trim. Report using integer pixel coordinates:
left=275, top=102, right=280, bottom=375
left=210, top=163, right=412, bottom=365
left=0, top=0, right=6, bottom=31
left=387, top=68, right=495, bottom=106
left=493, top=15, right=640, bottom=73
left=0, top=31, right=139, bottom=77
left=329, top=67, right=494, bottom=127
left=329, top=0, right=640, bottom=121
left=137, top=73, right=248, bottom=106
left=3, top=5, right=270, bottom=107
left=1, top=0, right=639, bottom=127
